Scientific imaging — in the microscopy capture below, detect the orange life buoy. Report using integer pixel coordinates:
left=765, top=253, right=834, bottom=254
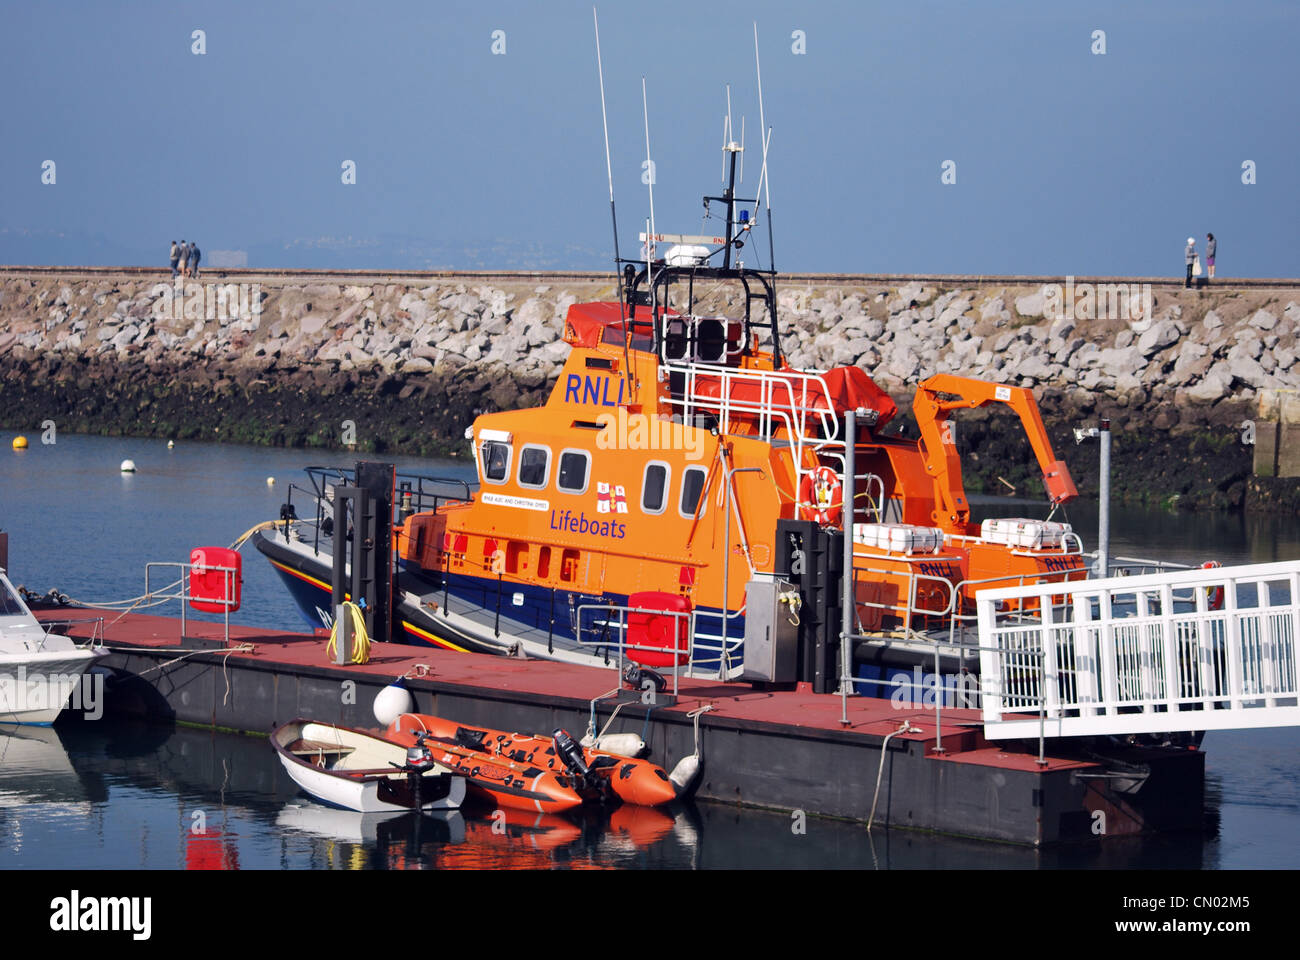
left=1201, top=560, right=1224, bottom=610
left=798, top=465, right=844, bottom=527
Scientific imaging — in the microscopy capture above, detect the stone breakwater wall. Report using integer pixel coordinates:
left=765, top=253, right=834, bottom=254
left=2, top=272, right=1299, bottom=509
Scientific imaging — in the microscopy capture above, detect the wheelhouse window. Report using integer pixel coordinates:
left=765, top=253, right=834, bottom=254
left=517, top=445, right=550, bottom=489
left=642, top=462, right=670, bottom=515
left=480, top=439, right=511, bottom=484
left=679, top=466, right=708, bottom=518
left=557, top=450, right=591, bottom=495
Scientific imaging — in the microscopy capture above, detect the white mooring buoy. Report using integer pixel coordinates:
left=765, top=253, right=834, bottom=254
left=120, top=459, right=137, bottom=473
left=373, top=679, right=415, bottom=726
left=266, top=477, right=275, bottom=486
left=167, top=440, right=175, bottom=449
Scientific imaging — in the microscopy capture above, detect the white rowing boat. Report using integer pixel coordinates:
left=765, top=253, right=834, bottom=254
left=271, top=719, right=465, bottom=813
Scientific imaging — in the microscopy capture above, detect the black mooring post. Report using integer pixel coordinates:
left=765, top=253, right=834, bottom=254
left=355, top=461, right=395, bottom=644
left=354, top=488, right=377, bottom=641
left=331, top=488, right=355, bottom=613
left=331, top=485, right=367, bottom=664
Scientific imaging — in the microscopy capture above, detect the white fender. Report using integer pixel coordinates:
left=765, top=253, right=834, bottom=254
left=372, top=681, right=414, bottom=726
left=668, top=754, right=700, bottom=794
left=580, top=732, right=646, bottom=758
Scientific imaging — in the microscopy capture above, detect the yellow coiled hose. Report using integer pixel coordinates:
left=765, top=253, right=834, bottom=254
left=325, top=601, right=371, bottom=664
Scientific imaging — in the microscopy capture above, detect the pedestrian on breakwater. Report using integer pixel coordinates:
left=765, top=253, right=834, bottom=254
left=179, top=240, right=190, bottom=278
left=190, top=242, right=201, bottom=279
left=1206, top=232, right=1217, bottom=281
left=1185, top=237, right=1197, bottom=288
left=169, top=241, right=180, bottom=279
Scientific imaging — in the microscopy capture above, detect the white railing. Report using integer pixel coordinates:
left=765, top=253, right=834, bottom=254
left=663, top=359, right=843, bottom=445
left=572, top=602, right=747, bottom=688
left=977, top=559, right=1300, bottom=739
left=145, top=560, right=241, bottom=645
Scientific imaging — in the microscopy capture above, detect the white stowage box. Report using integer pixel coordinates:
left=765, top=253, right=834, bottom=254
left=979, top=517, right=1072, bottom=549
left=853, top=522, right=945, bottom=554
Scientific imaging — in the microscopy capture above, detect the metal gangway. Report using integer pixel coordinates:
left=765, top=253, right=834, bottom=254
left=977, top=560, right=1300, bottom=739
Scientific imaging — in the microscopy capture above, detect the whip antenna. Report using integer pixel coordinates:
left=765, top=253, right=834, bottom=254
left=754, top=21, right=775, bottom=269
left=642, top=77, right=657, bottom=264
left=594, top=7, right=634, bottom=399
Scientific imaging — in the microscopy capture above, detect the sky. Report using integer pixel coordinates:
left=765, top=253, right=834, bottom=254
left=0, top=0, right=1296, bottom=277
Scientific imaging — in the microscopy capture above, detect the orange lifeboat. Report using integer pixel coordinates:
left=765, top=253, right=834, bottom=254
left=388, top=713, right=678, bottom=808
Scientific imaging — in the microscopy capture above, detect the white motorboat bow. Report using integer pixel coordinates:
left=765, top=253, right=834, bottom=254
left=0, top=569, right=106, bottom=725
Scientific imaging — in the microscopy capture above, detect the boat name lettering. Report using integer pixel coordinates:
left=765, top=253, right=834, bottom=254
left=549, top=508, right=627, bottom=540
left=481, top=492, right=550, bottom=512
left=916, top=561, right=960, bottom=579
left=565, top=373, right=625, bottom=407
left=1042, top=556, right=1083, bottom=572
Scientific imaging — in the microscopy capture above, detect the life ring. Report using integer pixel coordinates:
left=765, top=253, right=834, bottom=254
left=1200, top=560, right=1224, bottom=610
left=798, top=465, right=843, bottom=526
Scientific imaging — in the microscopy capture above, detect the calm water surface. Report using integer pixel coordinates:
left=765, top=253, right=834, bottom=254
left=1, top=433, right=1297, bottom=869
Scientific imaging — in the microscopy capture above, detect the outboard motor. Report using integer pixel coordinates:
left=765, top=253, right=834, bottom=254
left=405, top=733, right=436, bottom=770
left=551, top=728, right=591, bottom=780
left=392, top=732, right=436, bottom=810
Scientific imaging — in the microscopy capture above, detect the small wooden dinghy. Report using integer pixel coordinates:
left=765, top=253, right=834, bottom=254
left=271, top=719, right=466, bottom=813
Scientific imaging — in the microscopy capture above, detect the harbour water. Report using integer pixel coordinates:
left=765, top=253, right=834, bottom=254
left=1, top=432, right=1298, bottom=869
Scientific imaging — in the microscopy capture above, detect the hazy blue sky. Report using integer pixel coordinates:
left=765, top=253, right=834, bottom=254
left=1, top=0, right=1296, bottom=276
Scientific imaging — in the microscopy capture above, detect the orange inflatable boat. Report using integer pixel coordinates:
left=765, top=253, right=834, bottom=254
left=386, top=715, right=584, bottom=814
left=387, top=713, right=678, bottom=809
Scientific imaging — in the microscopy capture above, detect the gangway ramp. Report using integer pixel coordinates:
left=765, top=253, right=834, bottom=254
left=977, top=560, right=1300, bottom=739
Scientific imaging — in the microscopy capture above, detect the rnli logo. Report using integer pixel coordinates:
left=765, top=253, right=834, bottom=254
left=564, top=374, right=625, bottom=407
left=596, top=482, right=628, bottom=514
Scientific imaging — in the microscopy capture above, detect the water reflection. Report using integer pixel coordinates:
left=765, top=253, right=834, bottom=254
left=0, top=718, right=1279, bottom=869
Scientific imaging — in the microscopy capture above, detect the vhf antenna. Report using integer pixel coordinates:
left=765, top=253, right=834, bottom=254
left=642, top=76, right=657, bottom=279
left=593, top=8, right=620, bottom=298
left=592, top=7, right=633, bottom=398
left=642, top=77, right=659, bottom=328
left=754, top=21, right=775, bottom=271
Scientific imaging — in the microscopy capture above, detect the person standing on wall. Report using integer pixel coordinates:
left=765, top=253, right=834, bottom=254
left=169, top=240, right=180, bottom=279
left=179, top=240, right=189, bottom=278
left=1206, top=233, right=1217, bottom=281
left=1185, top=237, right=1197, bottom=289
left=191, top=241, right=201, bottom=279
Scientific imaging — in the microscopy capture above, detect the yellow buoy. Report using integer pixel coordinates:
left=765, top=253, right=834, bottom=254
left=11, top=436, right=27, bottom=450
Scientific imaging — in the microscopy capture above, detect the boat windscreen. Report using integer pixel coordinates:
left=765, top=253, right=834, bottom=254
left=0, top=579, right=28, bottom=617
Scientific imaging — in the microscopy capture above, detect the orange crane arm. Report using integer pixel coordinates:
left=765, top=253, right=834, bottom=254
left=913, top=373, right=1078, bottom=532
